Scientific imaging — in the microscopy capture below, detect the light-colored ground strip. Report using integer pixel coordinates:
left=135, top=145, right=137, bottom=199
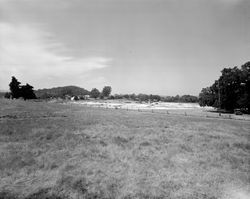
left=71, top=101, right=211, bottom=110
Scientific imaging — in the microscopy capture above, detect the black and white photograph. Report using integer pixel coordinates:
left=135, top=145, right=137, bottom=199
left=0, top=0, right=249, bottom=198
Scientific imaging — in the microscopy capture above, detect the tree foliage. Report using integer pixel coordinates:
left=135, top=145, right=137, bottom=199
left=179, top=95, right=199, bottom=103
left=102, top=86, right=112, bottom=97
left=90, top=88, right=100, bottom=99
left=35, top=86, right=89, bottom=99
left=111, top=93, right=198, bottom=103
left=198, top=87, right=216, bottom=107
left=9, top=76, right=21, bottom=99
left=20, top=84, right=37, bottom=100
left=199, top=62, right=250, bottom=112
left=8, top=76, right=37, bottom=100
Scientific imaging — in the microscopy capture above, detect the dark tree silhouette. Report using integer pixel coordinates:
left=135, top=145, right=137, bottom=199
left=8, top=77, right=36, bottom=100
left=20, top=84, right=37, bottom=100
left=9, top=76, right=21, bottom=99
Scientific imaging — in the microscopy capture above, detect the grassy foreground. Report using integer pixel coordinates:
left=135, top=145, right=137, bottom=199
left=0, top=99, right=249, bottom=199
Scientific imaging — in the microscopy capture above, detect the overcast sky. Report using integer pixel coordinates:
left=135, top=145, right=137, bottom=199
left=0, top=0, right=249, bottom=95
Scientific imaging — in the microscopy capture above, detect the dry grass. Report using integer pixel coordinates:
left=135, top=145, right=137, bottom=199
left=0, top=99, right=249, bottom=199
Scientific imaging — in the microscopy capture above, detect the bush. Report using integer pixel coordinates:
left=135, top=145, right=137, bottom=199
left=4, top=92, right=11, bottom=99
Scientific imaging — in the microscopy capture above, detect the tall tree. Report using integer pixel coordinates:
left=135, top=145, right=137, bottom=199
left=218, top=67, right=245, bottom=111
left=102, top=86, right=112, bottom=97
left=90, top=88, right=100, bottom=99
left=9, top=76, right=21, bottom=99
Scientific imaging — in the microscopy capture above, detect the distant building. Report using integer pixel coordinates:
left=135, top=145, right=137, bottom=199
left=83, top=95, right=90, bottom=100
left=71, top=96, right=79, bottom=101
left=64, top=95, right=71, bottom=100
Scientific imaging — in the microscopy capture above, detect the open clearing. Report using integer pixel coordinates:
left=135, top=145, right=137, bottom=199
left=0, top=99, right=249, bottom=199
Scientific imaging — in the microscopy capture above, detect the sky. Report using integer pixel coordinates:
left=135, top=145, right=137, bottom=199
left=0, top=0, right=249, bottom=95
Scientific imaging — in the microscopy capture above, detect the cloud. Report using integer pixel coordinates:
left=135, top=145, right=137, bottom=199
left=0, top=22, right=112, bottom=89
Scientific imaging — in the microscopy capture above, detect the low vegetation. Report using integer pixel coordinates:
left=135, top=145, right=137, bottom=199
left=0, top=99, right=249, bottom=199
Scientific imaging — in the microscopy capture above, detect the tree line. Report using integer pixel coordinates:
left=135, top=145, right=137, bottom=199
left=108, top=93, right=198, bottom=103
left=82, top=88, right=198, bottom=103
left=4, top=77, right=198, bottom=103
left=36, top=86, right=89, bottom=99
left=199, top=61, right=250, bottom=113
left=36, top=86, right=112, bottom=99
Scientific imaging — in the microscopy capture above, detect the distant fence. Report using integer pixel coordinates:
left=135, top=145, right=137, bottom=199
left=123, top=107, right=250, bottom=122
left=69, top=102, right=250, bottom=122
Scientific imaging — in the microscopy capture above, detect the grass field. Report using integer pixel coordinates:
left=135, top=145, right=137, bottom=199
left=0, top=99, right=249, bottom=199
